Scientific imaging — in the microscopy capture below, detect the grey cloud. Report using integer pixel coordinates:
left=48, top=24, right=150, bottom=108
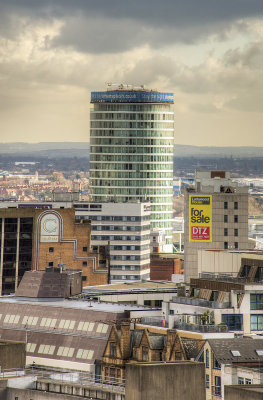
left=1, top=0, right=263, bottom=53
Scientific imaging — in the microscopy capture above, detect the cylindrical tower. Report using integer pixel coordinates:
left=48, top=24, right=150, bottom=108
left=90, top=86, right=174, bottom=250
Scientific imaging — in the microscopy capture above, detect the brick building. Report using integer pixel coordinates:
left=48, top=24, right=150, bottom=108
left=150, top=254, right=184, bottom=280
left=101, top=323, right=193, bottom=382
left=0, top=208, right=108, bottom=294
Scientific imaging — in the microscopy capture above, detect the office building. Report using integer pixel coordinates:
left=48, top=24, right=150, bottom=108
left=0, top=207, right=107, bottom=294
left=90, top=86, right=174, bottom=251
left=184, top=170, right=248, bottom=281
left=0, top=200, right=150, bottom=283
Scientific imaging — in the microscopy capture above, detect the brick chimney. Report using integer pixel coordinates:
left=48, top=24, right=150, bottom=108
left=120, top=323, right=131, bottom=360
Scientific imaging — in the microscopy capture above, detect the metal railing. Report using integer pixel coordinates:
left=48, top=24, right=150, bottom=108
left=171, top=296, right=230, bottom=309
left=140, top=316, right=164, bottom=327
left=173, top=321, right=228, bottom=333
left=0, top=367, right=125, bottom=393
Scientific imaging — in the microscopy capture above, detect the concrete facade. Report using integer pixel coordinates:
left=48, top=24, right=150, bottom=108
left=225, top=385, right=263, bottom=400
left=125, top=361, right=205, bottom=400
left=184, top=171, right=248, bottom=282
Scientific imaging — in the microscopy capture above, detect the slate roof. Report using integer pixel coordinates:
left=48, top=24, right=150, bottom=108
left=208, top=338, right=263, bottom=364
left=15, top=271, right=68, bottom=298
left=148, top=334, right=164, bottom=350
left=133, top=330, right=144, bottom=347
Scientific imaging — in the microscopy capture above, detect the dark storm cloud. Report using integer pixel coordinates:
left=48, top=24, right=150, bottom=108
left=1, top=0, right=263, bottom=53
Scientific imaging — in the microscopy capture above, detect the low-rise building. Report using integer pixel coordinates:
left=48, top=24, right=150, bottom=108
left=196, top=338, right=263, bottom=400
left=163, top=273, right=263, bottom=335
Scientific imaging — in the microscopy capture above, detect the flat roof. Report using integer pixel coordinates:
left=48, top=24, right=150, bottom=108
left=83, top=281, right=178, bottom=296
left=0, top=296, right=150, bottom=313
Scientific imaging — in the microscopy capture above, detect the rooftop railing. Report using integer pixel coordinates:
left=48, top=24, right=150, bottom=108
left=171, top=296, right=230, bottom=309
left=173, top=321, right=228, bottom=333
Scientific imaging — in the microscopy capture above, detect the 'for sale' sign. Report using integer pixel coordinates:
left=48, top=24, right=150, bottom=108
left=189, top=195, right=212, bottom=242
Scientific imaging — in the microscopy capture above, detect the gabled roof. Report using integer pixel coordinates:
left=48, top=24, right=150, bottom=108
left=207, top=338, right=263, bottom=364
left=181, top=338, right=200, bottom=360
left=148, top=334, right=164, bottom=350
left=133, top=330, right=144, bottom=347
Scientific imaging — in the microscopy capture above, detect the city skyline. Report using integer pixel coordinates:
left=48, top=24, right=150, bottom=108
left=1, top=1, right=263, bottom=146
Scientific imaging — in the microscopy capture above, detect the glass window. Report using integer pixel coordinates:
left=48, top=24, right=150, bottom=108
left=234, top=242, right=238, bottom=249
left=224, top=242, right=228, bottom=250
left=205, top=374, right=209, bottom=388
left=238, top=377, right=244, bottom=385
left=213, top=355, right=221, bottom=370
left=206, top=349, right=209, bottom=368
left=224, top=215, right=228, bottom=223
left=49, top=247, right=54, bottom=253
left=234, top=228, right=238, bottom=236
left=214, top=376, right=221, bottom=396
left=234, top=215, right=238, bottom=223
left=234, top=202, right=238, bottom=210
left=224, top=202, right=228, bottom=209
left=224, top=228, right=228, bottom=236
left=251, top=315, right=263, bottom=331
left=245, top=378, right=252, bottom=384
left=222, top=314, right=243, bottom=330
left=250, top=294, right=263, bottom=310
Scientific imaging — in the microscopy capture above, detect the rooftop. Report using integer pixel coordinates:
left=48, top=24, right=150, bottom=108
left=0, top=296, right=150, bottom=313
left=207, top=338, right=263, bottom=364
left=83, top=281, right=178, bottom=296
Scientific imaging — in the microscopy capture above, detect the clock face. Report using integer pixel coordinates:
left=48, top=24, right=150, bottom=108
left=40, top=214, right=59, bottom=242
left=42, top=218, right=57, bottom=233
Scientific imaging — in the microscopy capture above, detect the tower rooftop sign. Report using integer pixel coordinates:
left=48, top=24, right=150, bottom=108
left=91, top=90, right=174, bottom=104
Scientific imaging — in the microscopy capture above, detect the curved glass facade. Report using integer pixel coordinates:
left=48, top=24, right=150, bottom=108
left=90, top=90, right=174, bottom=246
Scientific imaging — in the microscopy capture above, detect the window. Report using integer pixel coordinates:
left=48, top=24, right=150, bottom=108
left=250, top=294, right=263, bottom=310
left=224, top=228, right=228, bottom=236
left=224, top=202, right=228, bottom=209
left=144, top=300, right=151, bottom=306
left=205, top=374, right=209, bottom=388
left=169, top=310, right=174, bottom=315
left=222, top=314, right=243, bottom=330
left=234, top=202, right=238, bottom=210
left=245, top=378, right=252, bottom=384
left=82, top=276, right=87, bottom=281
left=213, top=354, right=221, bottom=370
left=234, top=215, right=238, bottom=223
left=224, top=215, right=228, bottom=223
left=238, top=377, right=244, bottom=385
left=49, top=247, right=54, bottom=253
left=110, top=343, right=117, bottom=357
left=214, top=376, right=221, bottom=396
left=83, top=246, right=88, bottom=252
left=142, top=347, right=149, bottom=361
left=82, top=261, right=87, bottom=266
left=234, top=229, right=238, bottom=237
left=224, top=242, right=228, bottom=250
left=48, top=262, right=53, bottom=267
left=206, top=349, right=209, bottom=368
left=234, top=242, right=238, bottom=249
left=251, top=315, right=263, bottom=331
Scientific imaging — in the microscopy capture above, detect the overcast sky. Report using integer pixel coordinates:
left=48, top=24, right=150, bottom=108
left=1, top=0, right=263, bottom=146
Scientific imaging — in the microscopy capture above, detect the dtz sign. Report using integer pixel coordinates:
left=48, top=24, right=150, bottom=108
left=189, top=195, right=212, bottom=242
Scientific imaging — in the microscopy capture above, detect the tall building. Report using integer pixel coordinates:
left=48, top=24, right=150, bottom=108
left=184, top=170, right=248, bottom=282
left=90, top=85, right=174, bottom=252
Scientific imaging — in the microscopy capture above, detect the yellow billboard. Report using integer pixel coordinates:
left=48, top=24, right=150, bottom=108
left=189, top=195, right=212, bottom=242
